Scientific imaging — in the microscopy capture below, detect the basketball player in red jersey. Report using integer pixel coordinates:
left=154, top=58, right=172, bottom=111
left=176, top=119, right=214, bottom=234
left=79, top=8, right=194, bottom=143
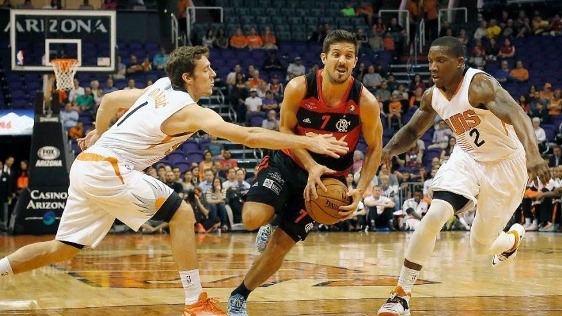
left=377, top=36, right=550, bottom=316
left=227, top=30, right=384, bottom=315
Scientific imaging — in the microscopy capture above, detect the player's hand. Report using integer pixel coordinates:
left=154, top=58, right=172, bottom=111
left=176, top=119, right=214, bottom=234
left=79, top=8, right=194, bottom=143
left=381, top=146, right=393, bottom=167
left=305, top=132, right=348, bottom=158
left=78, top=129, right=100, bottom=151
left=304, top=164, right=337, bottom=202
left=338, top=188, right=361, bottom=218
left=527, top=154, right=551, bottom=185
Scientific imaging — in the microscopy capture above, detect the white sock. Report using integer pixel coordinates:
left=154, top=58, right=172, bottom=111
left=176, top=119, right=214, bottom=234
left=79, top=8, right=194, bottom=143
left=180, top=269, right=203, bottom=305
left=0, top=257, right=14, bottom=277
left=397, top=266, right=419, bottom=294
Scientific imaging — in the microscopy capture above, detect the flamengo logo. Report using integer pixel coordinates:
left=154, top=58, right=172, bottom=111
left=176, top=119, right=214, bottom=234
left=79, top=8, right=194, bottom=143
left=4, top=18, right=109, bottom=34
left=37, top=146, right=60, bottom=160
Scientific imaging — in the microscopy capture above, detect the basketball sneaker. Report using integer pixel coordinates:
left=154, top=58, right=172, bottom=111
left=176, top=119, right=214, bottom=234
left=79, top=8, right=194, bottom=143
left=183, top=292, right=226, bottom=316
left=492, top=223, right=525, bottom=266
left=255, top=224, right=274, bottom=253
left=377, top=286, right=411, bottom=316
left=227, top=293, right=248, bottom=316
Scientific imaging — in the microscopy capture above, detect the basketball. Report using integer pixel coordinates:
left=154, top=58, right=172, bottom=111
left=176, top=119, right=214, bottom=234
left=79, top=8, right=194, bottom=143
left=305, top=178, right=352, bottom=225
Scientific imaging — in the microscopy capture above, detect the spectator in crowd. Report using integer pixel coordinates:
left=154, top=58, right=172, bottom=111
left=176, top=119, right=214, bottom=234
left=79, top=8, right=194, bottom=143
left=262, top=52, right=283, bottom=74
left=428, top=120, right=453, bottom=149
left=356, top=1, right=374, bottom=26
left=518, top=95, right=530, bottom=114
left=68, top=121, right=84, bottom=141
left=515, top=10, right=531, bottom=38
left=532, top=117, right=547, bottom=153
left=354, top=63, right=367, bottom=82
left=244, top=88, right=262, bottom=125
left=410, top=73, right=426, bottom=91
left=485, top=18, right=502, bottom=39
left=392, top=84, right=409, bottom=101
left=126, top=55, right=144, bottom=75
left=494, top=60, right=511, bottom=84
left=261, top=91, right=279, bottom=112
left=352, top=150, right=364, bottom=175
left=206, top=177, right=230, bottom=232
left=222, top=168, right=237, bottom=191
left=68, top=79, right=84, bottom=103
left=214, top=27, right=229, bottom=49
left=469, top=38, right=486, bottom=69
left=20, top=0, right=33, bottom=9
left=409, top=87, right=424, bottom=109
left=286, top=57, right=306, bottom=81
left=364, top=184, right=396, bottom=231
left=456, top=28, right=469, bottom=46
left=101, top=0, right=117, bottom=9
left=498, top=38, right=516, bottom=61
left=246, top=70, right=265, bottom=90
left=230, top=73, right=249, bottom=122
left=308, top=24, right=327, bottom=44
left=532, top=13, right=550, bottom=35
left=124, top=79, right=136, bottom=90
left=74, top=87, right=95, bottom=115
left=217, top=150, right=238, bottom=176
left=548, top=89, right=562, bottom=116
left=382, top=32, right=395, bottom=53
left=261, top=26, right=278, bottom=50
left=485, top=37, right=500, bottom=62
left=509, top=60, right=529, bottom=82
left=60, top=102, right=79, bottom=129
left=199, top=153, right=214, bottom=183
left=368, top=26, right=384, bottom=53
left=113, top=55, right=127, bottom=80
left=387, top=17, right=407, bottom=53
left=246, top=27, right=263, bottom=50
left=540, top=82, right=554, bottom=103
left=190, top=165, right=200, bottom=185
left=202, top=29, right=215, bottom=48
left=502, top=18, right=515, bottom=38
left=373, top=17, right=386, bottom=35
left=181, top=170, right=195, bottom=193
left=164, top=169, right=184, bottom=195
left=423, top=0, right=438, bottom=42
left=78, top=0, right=93, bottom=9
left=45, top=0, right=62, bottom=9
left=230, top=28, right=249, bottom=49
left=16, top=160, right=28, bottom=195
left=225, top=168, right=251, bottom=224
left=267, top=74, right=283, bottom=100
left=387, top=92, right=403, bottom=131
left=261, top=110, right=279, bottom=131
left=362, top=65, right=383, bottom=93
left=205, top=134, right=224, bottom=158
left=549, top=14, right=562, bottom=36
left=396, top=190, right=428, bottom=231
left=198, top=168, right=215, bottom=194
left=189, top=186, right=221, bottom=233
left=152, top=46, right=170, bottom=70
left=549, top=145, right=562, bottom=167
left=473, top=21, right=487, bottom=40
left=340, top=2, right=355, bottom=16
left=90, top=80, right=103, bottom=106
left=375, top=81, right=391, bottom=104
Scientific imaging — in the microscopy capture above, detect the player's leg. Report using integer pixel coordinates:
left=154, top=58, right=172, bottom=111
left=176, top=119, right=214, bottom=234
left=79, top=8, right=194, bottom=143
left=378, top=151, right=477, bottom=316
left=242, top=201, right=275, bottom=231
left=471, top=152, right=527, bottom=265
left=1, top=240, right=81, bottom=276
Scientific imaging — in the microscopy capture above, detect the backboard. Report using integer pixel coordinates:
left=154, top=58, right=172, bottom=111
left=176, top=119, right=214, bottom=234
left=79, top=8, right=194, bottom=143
left=10, top=9, right=116, bottom=73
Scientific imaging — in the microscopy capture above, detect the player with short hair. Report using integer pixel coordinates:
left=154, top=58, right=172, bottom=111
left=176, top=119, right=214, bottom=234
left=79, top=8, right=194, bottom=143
left=227, top=29, right=384, bottom=315
left=0, top=45, right=349, bottom=316
left=376, top=36, right=550, bottom=316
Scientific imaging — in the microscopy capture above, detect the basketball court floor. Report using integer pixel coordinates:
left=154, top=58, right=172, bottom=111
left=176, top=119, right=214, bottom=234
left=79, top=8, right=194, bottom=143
left=1, top=231, right=561, bottom=315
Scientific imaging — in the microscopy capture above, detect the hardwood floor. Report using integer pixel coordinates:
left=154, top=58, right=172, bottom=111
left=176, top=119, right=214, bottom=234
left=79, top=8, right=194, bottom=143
left=1, top=231, right=561, bottom=315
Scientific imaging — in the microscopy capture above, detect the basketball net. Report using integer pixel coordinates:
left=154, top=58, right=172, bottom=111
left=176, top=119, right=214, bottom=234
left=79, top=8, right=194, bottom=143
left=51, top=59, right=79, bottom=91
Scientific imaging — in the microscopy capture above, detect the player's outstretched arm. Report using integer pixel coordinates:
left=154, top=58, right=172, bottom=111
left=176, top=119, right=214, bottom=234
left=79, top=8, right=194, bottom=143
left=382, top=88, right=437, bottom=165
left=182, top=105, right=348, bottom=157
left=469, top=74, right=551, bottom=183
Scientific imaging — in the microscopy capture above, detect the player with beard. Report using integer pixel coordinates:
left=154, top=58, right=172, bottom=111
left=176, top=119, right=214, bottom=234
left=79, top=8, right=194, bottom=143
left=227, top=30, right=384, bottom=315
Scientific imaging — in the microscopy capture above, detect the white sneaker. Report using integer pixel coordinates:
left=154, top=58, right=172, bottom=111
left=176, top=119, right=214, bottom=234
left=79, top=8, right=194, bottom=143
left=254, top=224, right=274, bottom=253
left=526, top=222, right=539, bottom=231
left=377, top=286, right=411, bottom=316
left=492, top=223, right=525, bottom=266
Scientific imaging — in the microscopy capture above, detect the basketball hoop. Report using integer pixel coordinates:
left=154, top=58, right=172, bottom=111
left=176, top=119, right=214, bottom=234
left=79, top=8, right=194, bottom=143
left=51, top=59, right=79, bottom=91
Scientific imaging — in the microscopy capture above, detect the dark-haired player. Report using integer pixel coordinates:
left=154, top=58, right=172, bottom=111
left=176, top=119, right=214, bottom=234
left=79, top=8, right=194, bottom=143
left=227, top=29, right=384, bottom=315
left=377, top=36, right=550, bottom=316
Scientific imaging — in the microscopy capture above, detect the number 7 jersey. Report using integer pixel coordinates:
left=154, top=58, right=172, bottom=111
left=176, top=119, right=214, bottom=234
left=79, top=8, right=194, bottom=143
left=431, top=67, right=523, bottom=162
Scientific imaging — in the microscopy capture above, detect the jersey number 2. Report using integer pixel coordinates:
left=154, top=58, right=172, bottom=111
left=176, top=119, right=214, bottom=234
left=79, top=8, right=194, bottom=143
left=469, top=128, right=485, bottom=147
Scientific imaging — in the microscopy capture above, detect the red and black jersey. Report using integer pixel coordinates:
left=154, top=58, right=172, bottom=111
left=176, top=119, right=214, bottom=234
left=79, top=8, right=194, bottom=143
left=282, top=70, right=363, bottom=176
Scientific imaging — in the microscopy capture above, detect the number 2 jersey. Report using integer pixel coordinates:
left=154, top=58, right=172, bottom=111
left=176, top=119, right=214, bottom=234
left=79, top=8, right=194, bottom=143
left=431, top=67, right=523, bottom=163
left=88, top=77, right=195, bottom=171
left=281, top=70, right=363, bottom=176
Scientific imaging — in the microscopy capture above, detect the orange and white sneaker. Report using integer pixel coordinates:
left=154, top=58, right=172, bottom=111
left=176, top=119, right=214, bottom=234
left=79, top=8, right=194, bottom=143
left=183, top=292, right=226, bottom=316
left=492, top=223, right=525, bottom=266
left=377, top=286, right=411, bottom=316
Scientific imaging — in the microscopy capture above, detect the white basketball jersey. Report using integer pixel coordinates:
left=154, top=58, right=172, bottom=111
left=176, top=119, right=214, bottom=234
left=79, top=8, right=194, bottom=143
left=90, top=77, right=194, bottom=170
left=431, top=68, right=523, bottom=162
